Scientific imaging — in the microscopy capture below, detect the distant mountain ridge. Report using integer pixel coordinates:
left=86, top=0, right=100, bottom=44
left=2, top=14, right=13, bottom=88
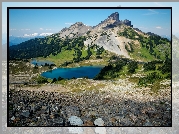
left=9, top=12, right=171, bottom=62
left=9, top=35, right=47, bottom=46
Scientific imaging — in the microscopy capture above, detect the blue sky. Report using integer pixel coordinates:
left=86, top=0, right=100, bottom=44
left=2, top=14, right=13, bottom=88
left=2, top=2, right=179, bottom=42
left=9, top=8, right=171, bottom=37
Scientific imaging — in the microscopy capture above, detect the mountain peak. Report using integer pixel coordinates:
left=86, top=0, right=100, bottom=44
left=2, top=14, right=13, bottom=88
left=108, top=12, right=119, bottom=22
left=71, top=22, right=85, bottom=27
left=59, top=22, right=92, bottom=38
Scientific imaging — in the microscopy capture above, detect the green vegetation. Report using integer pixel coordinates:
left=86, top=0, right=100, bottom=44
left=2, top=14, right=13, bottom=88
left=138, top=47, right=155, bottom=61
left=81, top=48, right=88, bottom=58
left=127, top=61, right=138, bottom=73
left=118, top=27, right=138, bottom=40
left=9, top=26, right=171, bottom=94
left=138, top=72, right=163, bottom=86
left=10, top=34, right=112, bottom=67
left=118, top=27, right=171, bottom=61
left=9, top=35, right=85, bottom=60
left=158, top=58, right=171, bottom=79
left=143, top=61, right=156, bottom=71
left=94, top=58, right=128, bottom=80
left=125, top=42, right=134, bottom=53
left=93, top=53, right=171, bottom=94
left=36, top=75, right=48, bottom=84
left=137, top=57, right=171, bottom=93
left=150, top=81, right=161, bottom=93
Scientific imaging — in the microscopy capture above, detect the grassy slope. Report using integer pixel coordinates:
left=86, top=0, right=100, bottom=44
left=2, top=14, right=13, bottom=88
left=118, top=26, right=171, bottom=62
left=37, top=49, right=75, bottom=66
left=130, top=47, right=155, bottom=62
left=37, top=44, right=114, bottom=67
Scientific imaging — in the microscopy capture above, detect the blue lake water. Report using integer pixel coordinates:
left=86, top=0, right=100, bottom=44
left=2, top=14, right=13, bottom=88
left=41, top=66, right=103, bottom=79
left=31, top=59, right=55, bottom=66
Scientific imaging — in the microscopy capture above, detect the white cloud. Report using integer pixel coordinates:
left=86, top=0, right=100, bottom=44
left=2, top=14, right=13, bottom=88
left=10, top=29, right=16, bottom=31
left=143, top=9, right=158, bottom=15
left=65, top=22, right=73, bottom=25
left=32, top=33, right=39, bottom=36
left=156, top=26, right=162, bottom=29
left=39, top=33, right=53, bottom=36
left=21, top=29, right=30, bottom=31
left=23, top=34, right=29, bottom=37
left=139, top=26, right=148, bottom=29
left=46, top=29, right=52, bottom=30
left=39, top=28, right=43, bottom=30
left=23, top=33, right=39, bottom=37
left=23, top=33, right=53, bottom=37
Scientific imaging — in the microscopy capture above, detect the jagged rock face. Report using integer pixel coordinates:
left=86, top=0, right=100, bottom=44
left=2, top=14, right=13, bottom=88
left=58, top=12, right=135, bottom=58
left=59, top=22, right=92, bottom=38
left=92, top=13, right=119, bottom=31
left=108, top=12, right=119, bottom=22
left=84, top=25, right=131, bottom=58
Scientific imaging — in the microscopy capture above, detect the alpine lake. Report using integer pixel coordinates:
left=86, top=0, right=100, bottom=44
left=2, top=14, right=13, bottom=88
left=31, top=59, right=103, bottom=79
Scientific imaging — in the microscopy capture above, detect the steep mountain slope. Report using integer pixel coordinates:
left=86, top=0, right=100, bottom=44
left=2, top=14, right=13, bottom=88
left=9, top=12, right=171, bottom=63
left=84, top=28, right=130, bottom=58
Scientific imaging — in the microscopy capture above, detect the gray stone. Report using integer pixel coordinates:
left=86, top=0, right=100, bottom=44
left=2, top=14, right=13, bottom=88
left=94, top=118, right=104, bottom=126
left=144, top=120, right=153, bottom=126
left=21, top=110, right=30, bottom=118
left=11, top=116, right=15, bottom=121
left=64, top=106, right=80, bottom=117
left=52, top=117, right=64, bottom=126
left=68, top=116, right=83, bottom=126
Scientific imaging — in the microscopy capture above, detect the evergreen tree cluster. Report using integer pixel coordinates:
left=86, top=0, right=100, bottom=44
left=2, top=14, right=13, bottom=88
left=127, top=61, right=138, bottom=73
left=94, top=59, right=129, bottom=80
left=138, top=72, right=163, bottom=86
left=9, top=35, right=86, bottom=60
left=143, top=61, right=156, bottom=71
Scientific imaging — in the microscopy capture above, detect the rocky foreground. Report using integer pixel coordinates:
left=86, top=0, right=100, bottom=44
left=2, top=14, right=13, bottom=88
left=9, top=78, right=171, bottom=126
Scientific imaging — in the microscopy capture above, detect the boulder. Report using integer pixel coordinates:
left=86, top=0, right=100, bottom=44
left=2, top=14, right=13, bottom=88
left=94, top=118, right=104, bottom=126
left=21, top=110, right=30, bottom=118
left=68, top=116, right=83, bottom=126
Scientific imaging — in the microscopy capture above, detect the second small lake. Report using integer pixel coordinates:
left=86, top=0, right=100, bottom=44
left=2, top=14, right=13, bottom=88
left=41, top=66, right=103, bottom=79
left=31, top=59, right=55, bottom=66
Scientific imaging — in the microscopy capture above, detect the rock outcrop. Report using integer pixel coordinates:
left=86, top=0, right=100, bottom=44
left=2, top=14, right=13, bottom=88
left=59, top=22, right=92, bottom=38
